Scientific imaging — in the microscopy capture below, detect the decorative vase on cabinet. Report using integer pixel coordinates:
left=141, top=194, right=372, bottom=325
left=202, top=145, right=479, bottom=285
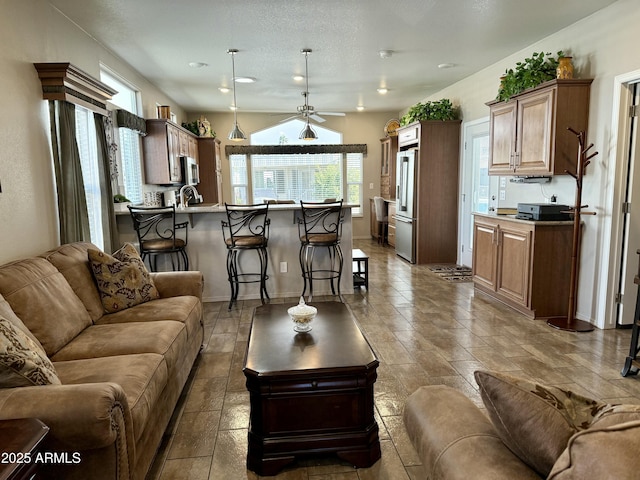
left=556, top=57, right=574, bottom=80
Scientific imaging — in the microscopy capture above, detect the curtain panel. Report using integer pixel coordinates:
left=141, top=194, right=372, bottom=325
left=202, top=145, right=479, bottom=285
left=48, top=100, right=91, bottom=244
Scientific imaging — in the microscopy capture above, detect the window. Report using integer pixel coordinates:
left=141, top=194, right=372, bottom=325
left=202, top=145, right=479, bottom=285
left=75, top=105, right=104, bottom=249
left=100, top=67, right=143, bottom=204
left=228, top=120, right=364, bottom=214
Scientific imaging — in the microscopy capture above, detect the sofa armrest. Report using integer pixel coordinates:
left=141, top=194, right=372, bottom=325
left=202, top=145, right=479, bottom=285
left=403, top=385, right=541, bottom=480
left=0, top=382, right=134, bottom=454
left=151, top=271, right=204, bottom=300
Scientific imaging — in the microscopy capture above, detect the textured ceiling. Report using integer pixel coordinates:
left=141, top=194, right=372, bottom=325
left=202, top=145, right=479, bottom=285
left=49, top=0, right=616, bottom=115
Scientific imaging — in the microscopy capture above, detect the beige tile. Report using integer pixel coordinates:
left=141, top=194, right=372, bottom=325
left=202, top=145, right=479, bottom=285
left=159, top=457, right=212, bottom=480
left=167, top=410, right=221, bottom=459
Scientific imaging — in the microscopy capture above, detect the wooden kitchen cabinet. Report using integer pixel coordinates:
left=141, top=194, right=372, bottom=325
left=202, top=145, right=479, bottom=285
left=197, top=137, right=223, bottom=204
left=380, top=136, right=398, bottom=199
left=387, top=201, right=396, bottom=247
left=143, top=119, right=199, bottom=185
left=487, top=79, right=592, bottom=176
left=472, top=214, right=573, bottom=318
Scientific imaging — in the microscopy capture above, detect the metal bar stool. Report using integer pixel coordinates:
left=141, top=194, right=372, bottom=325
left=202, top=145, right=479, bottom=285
left=128, top=205, right=189, bottom=271
left=221, top=203, right=270, bottom=310
left=298, top=200, right=345, bottom=301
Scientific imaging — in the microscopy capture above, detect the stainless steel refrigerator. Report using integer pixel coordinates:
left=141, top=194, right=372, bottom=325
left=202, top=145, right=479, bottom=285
left=395, top=149, right=417, bottom=263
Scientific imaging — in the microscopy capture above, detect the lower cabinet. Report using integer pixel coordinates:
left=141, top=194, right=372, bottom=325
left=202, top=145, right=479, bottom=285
left=472, top=214, right=573, bottom=319
left=387, top=202, right=396, bottom=247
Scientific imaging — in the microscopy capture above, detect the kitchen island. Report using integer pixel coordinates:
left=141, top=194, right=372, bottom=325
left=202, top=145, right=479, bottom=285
left=116, top=203, right=354, bottom=302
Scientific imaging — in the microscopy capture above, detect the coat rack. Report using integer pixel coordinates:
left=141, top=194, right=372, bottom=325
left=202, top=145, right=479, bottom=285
left=547, top=127, right=598, bottom=332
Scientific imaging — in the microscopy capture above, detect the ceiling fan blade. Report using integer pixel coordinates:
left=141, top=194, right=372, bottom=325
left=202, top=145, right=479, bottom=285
left=309, top=114, right=326, bottom=123
left=317, top=111, right=346, bottom=116
left=278, top=114, right=300, bottom=123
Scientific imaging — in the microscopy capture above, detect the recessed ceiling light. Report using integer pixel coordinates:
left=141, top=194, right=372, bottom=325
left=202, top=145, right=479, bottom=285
left=188, top=62, right=209, bottom=68
left=377, top=88, right=388, bottom=94
left=293, top=75, right=304, bottom=82
left=438, top=63, right=456, bottom=69
left=219, top=87, right=230, bottom=93
left=356, top=105, right=365, bottom=111
left=233, top=76, right=256, bottom=83
left=229, top=105, right=238, bottom=111
left=379, top=50, right=394, bottom=59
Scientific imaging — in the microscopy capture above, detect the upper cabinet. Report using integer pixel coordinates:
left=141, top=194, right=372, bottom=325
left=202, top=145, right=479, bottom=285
left=486, top=79, right=592, bottom=176
left=143, top=119, right=199, bottom=185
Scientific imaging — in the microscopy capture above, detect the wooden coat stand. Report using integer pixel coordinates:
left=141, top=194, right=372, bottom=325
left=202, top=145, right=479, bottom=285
left=547, top=128, right=598, bottom=332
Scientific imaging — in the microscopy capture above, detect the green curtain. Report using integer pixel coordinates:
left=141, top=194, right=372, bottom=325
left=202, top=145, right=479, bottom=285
left=49, top=100, right=91, bottom=244
left=94, top=113, right=119, bottom=253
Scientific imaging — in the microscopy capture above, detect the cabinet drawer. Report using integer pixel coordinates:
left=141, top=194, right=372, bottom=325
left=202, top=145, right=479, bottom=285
left=387, top=225, right=396, bottom=247
left=398, top=126, right=419, bottom=144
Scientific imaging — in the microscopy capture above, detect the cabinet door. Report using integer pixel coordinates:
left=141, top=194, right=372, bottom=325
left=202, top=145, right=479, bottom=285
left=387, top=202, right=396, bottom=247
left=488, top=101, right=517, bottom=174
left=472, top=221, right=498, bottom=290
left=516, top=88, right=554, bottom=174
left=496, top=225, right=531, bottom=306
left=188, top=136, right=198, bottom=160
left=167, top=125, right=182, bottom=183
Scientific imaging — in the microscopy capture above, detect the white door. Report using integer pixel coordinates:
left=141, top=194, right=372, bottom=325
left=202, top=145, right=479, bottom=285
left=617, top=82, right=640, bottom=326
left=460, top=119, right=495, bottom=267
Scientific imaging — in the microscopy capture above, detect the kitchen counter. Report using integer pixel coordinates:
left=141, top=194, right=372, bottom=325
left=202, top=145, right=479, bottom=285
left=116, top=204, right=355, bottom=302
left=472, top=211, right=574, bottom=226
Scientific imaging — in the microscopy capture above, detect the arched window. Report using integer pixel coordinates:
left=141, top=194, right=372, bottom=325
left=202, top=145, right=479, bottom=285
left=228, top=120, right=363, bottom=214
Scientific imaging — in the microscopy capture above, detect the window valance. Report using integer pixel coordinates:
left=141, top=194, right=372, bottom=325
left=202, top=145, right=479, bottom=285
left=225, top=144, right=367, bottom=156
left=115, top=109, right=147, bottom=135
left=34, top=63, right=116, bottom=116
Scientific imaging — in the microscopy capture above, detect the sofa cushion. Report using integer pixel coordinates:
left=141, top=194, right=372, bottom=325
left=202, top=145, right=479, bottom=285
left=89, top=243, right=160, bottom=314
left=41, top=242, right=105, bottom=322
left=54, top=353, right=168, bottom=443
left=0, top=314, right=61, bottom=387
left=51, top=321, right=187, bottom=373
left=0, top=257, right=93, bottom=356
left=548, top=420, right=640, bottom=480
left=474, top=370, right=607, bottom=477
left=96, top=295, right=202, bottom=341
left=0, top=294, right=44, bottom=350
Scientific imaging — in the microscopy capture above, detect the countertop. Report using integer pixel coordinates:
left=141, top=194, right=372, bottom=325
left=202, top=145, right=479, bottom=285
left=473, top=211, right=575, bottom=226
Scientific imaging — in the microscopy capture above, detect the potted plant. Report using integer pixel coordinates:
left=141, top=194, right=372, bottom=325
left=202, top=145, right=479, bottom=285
left=497, top=51, right=565, bottom=102
left=399, top=98, right=459, bottom=126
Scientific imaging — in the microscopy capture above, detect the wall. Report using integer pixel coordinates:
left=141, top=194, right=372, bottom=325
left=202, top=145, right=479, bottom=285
left=413, top=0, right=639, bottom=327
left=0, top=1, right=183, bottom=264
left=186, top=111, right=399, bottom=240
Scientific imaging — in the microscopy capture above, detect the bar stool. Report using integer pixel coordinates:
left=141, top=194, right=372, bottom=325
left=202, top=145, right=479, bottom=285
left=128, top=205, right=189, bottom=271
left=221, top=203, right=270, bottom=310
left=298, top=200, right=345, bottom=301
left=373, top=196, right=388, bottom=245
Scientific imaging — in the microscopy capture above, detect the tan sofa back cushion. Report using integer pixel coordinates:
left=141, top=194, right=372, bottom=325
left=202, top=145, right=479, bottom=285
left=0, top=257, right=92, bottom=356
left=41, top=242, right=105, bottom=322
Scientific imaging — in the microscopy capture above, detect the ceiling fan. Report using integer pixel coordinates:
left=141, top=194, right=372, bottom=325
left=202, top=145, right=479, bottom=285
left=279, top=49, right=345, bottom=124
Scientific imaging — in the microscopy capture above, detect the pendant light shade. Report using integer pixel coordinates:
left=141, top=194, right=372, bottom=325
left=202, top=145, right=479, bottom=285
left=227, top=49, right=246, bottom=142
left=299, top=49, right=317, bottom=141
left=299, top=120, right=317, bottom=140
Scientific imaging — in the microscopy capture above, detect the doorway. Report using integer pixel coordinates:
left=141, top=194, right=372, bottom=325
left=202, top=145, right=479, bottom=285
left=459, top=119, right=495, bottom=267
left=616, top=81, right=640, bottom=326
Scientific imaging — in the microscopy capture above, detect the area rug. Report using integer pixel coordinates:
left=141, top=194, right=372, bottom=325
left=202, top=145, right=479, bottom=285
left=427, top=264, right=473, bottom=283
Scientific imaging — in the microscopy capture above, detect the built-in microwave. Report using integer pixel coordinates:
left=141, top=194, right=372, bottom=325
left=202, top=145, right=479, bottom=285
left=180, top=156, right=199, bottom=186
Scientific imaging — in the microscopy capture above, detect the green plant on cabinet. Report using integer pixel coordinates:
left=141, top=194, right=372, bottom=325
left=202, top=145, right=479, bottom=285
left=497, top=51, right=566, bottom=102
left=400, top=98, right=459, bottom=126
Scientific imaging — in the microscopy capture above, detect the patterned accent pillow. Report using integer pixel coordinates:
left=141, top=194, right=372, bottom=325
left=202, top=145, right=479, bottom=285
left=474, top=370, right=608, bottom=477
left=89, top=243, right=160, bottom=313
left=0, top=314, right=61, bottom=387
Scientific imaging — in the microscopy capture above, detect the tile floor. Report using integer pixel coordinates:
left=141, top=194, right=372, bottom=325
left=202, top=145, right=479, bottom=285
left=147, top=239, right=640, bottom=480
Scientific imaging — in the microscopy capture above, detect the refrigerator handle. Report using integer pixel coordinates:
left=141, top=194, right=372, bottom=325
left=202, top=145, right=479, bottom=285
left=399, top=156, right=409, bottom=212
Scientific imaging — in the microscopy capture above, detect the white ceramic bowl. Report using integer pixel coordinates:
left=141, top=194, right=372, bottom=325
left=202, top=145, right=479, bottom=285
left=288, top=302, right=317, bottom=332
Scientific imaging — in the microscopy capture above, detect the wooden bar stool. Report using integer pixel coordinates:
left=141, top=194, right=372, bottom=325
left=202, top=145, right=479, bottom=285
left=221, top=203, right=270, bottom=310
left=298, top=200, right=345, bottom=301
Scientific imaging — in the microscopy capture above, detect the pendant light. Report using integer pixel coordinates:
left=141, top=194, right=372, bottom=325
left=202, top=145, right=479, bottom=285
left=299, top=49, right=317, bottom=141
left=227, top=49, right=246, bottom=142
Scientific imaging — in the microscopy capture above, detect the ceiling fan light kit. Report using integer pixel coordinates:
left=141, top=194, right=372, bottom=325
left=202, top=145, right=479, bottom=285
left=227, top=48, right=246, bottom=142
left=299, top=49, right=317, bottom=141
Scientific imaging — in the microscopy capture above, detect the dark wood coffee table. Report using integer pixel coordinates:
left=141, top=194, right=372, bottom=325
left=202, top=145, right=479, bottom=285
left=243, top=302, right=380, bottom=476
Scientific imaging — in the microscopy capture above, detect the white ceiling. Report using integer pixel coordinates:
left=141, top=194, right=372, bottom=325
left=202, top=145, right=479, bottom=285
left=49, top=0, right=616, bottom=115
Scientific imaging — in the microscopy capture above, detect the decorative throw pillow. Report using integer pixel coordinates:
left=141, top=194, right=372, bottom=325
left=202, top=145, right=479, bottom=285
left=0, top=314, right=61, bottom=387
left=474, top=370, right=607, bottom=477
left=88, top=243, right=160, bottom=314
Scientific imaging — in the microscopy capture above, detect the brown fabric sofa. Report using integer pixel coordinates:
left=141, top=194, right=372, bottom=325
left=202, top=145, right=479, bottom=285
left=0, top=242, right=204, bottom=480
left=404, top=371, right=640, bottom=480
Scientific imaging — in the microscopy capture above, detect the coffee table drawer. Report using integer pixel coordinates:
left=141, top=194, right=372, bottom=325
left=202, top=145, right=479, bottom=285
left=265, top=374, right=366, bottom=394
